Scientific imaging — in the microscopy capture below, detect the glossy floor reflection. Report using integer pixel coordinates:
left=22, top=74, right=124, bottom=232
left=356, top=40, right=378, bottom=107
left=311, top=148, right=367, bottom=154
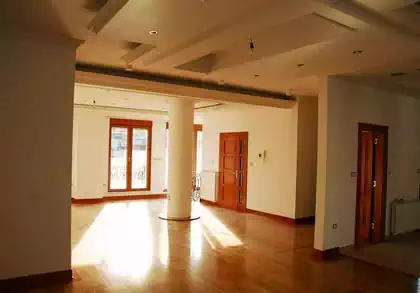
left=44, top=199, right=420, bottom=292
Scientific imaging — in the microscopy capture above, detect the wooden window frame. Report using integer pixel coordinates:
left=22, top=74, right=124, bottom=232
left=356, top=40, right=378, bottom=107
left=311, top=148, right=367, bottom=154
left=108, top=118, right=153, bottom=192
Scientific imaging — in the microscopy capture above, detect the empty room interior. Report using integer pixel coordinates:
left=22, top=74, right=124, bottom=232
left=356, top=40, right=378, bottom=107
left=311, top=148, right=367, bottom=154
left=2, top=0, right=420, bottom=292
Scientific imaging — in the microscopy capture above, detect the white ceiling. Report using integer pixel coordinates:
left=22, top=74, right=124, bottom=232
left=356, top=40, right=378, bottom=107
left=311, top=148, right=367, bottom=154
left=7, top=0, right=420, bottom=97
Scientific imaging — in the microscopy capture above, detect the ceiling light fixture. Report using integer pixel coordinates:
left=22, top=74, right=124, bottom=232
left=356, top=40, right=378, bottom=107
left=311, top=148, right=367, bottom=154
left=352, top=50, right=363, bottom=56
left=149, top=30, right=158, bottom=36
left=249, top=37, right=255, bottom=56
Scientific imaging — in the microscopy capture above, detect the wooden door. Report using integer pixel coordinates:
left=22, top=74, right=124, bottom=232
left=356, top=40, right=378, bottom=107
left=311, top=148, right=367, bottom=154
left=356, top=124, right=388, bottom=247
left=218, top=132, right=248, bottom=211
left=372, top=132, right=387, bottom=243
left=357, top=130, right=375, bottom=245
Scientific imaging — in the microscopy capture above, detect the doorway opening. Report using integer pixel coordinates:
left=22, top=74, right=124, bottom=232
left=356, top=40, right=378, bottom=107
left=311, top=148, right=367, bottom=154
left=355, top=123, right=388, bottom=247
left=217, top=132, right=248, bottom=212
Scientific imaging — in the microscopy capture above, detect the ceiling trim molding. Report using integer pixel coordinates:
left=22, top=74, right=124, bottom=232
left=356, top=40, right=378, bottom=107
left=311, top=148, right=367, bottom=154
left=75, top=63, right=293, bottom=101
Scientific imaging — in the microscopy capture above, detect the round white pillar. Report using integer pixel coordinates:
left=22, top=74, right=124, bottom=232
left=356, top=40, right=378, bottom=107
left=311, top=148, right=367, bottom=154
left=160, top=98, right=199, bottom=221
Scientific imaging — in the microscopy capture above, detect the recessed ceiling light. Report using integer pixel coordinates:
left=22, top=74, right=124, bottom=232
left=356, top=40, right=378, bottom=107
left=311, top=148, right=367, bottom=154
left=297, top=63, right=305, bottom=67
left=149, top=30, right=158, bottom=36
left=352, top=50, right=363, bottom=56
left=390, top=72, right=407, bottom=77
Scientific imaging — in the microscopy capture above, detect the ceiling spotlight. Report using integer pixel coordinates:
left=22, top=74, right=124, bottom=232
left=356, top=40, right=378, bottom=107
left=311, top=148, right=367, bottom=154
left=297, top=63, right=305, bottom=67
left=149, top=30, right=158, bottom=36
left=352, top=50, right=363, bottom=56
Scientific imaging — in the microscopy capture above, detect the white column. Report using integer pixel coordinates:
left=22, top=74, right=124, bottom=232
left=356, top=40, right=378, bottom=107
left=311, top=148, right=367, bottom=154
left=164, top=98, right=196, bottom=220
left=314, top=77, right=329, bottom=252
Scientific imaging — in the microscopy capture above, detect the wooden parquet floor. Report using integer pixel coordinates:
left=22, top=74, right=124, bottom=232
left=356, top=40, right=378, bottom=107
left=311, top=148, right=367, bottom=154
left=30, top=199, right=418, bottom=292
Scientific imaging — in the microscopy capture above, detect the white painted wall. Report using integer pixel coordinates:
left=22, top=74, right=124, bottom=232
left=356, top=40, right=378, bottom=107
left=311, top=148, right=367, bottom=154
left=72, top=106, right=168, bottom=198
left=0, top=32, right=75, bottom=279
left=315, top=77, right=420, bottom=251
left=73, top=86, right=318, bottom=220
left=200, top=105, right=299, bottom=218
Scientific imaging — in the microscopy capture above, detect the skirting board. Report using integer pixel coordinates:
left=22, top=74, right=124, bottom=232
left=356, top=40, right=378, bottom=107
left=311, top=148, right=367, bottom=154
left=200, top=199, right=218, bottom=206
left=0, top=269, right=72, bottom=291
left=72, top=194, right=167, bottom=204
left=247, top=208, right=315, bottom=225
left=313, top=247, right=341, bottom=261
left=200, top=200, right=315, bottom=225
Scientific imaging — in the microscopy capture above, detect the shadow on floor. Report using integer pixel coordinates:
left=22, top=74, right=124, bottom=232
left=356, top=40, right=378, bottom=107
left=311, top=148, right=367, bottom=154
left=341, top=231, right=420, bottom=277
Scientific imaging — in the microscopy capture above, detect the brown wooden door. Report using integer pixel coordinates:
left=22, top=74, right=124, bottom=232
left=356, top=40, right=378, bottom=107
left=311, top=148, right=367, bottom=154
left=218, top=132, right=248, bottom=211
left=356, top=124, right=388, bottom=247
left=372, top=132, right=386, bottom=243
left=358, top=130, right=375, bottom=245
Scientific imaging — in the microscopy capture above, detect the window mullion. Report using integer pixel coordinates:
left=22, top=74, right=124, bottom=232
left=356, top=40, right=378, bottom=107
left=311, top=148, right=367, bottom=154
left=127, top=127, right=133, bottom=191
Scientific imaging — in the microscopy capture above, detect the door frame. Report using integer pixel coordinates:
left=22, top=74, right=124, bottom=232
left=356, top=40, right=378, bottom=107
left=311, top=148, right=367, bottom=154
left=217, top=132, right=249, bottom=212
left=355, top=123, right=389, bottom=247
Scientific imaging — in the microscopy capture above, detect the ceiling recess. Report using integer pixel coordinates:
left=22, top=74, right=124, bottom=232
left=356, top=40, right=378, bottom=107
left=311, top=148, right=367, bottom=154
left=389, top=72, right=407, bottom=77
left=83, top=0, right=108, bottom=12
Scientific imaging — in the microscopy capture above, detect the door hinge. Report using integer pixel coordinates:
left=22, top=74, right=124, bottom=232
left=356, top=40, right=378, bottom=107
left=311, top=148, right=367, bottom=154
left=373, top=180, right=377, bottom=188
left=371, top=222, right=375, bottom=230
left=374, top=138, right=378, bottom=145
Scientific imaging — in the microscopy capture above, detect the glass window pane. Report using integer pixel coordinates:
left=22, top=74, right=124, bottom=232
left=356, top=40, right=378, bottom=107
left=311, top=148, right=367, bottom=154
left=164, top=129, right=169, bottom=190
left=110, top=127, right=128, bottom=190
left=196, top=131, right=203, bottom=174
left=132, top=128, right=149, bottom=189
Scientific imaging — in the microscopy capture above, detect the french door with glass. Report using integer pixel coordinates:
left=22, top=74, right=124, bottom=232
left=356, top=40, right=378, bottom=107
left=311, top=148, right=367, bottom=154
left=108, top=118, right=152, bottom=192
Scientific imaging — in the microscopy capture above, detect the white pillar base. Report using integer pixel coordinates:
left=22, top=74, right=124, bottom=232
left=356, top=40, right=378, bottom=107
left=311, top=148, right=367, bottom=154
left=158, top=212, right=200, bottom=221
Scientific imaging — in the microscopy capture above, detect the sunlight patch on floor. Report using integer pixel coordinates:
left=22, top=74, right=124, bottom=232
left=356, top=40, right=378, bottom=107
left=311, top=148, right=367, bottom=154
left=72, top=202, right=153, bottom=279
left=200, top=206, right=243, bottom=248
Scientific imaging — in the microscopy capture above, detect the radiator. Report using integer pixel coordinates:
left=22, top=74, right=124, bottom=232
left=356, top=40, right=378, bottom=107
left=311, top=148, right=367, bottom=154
left=200, top=171, right=218, bottom=202
left=391, top=199, right=420, bottom=235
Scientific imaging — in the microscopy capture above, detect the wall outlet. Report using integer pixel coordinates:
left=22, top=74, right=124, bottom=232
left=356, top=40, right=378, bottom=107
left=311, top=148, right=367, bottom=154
left=332, top=223, right=338, bottom=229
